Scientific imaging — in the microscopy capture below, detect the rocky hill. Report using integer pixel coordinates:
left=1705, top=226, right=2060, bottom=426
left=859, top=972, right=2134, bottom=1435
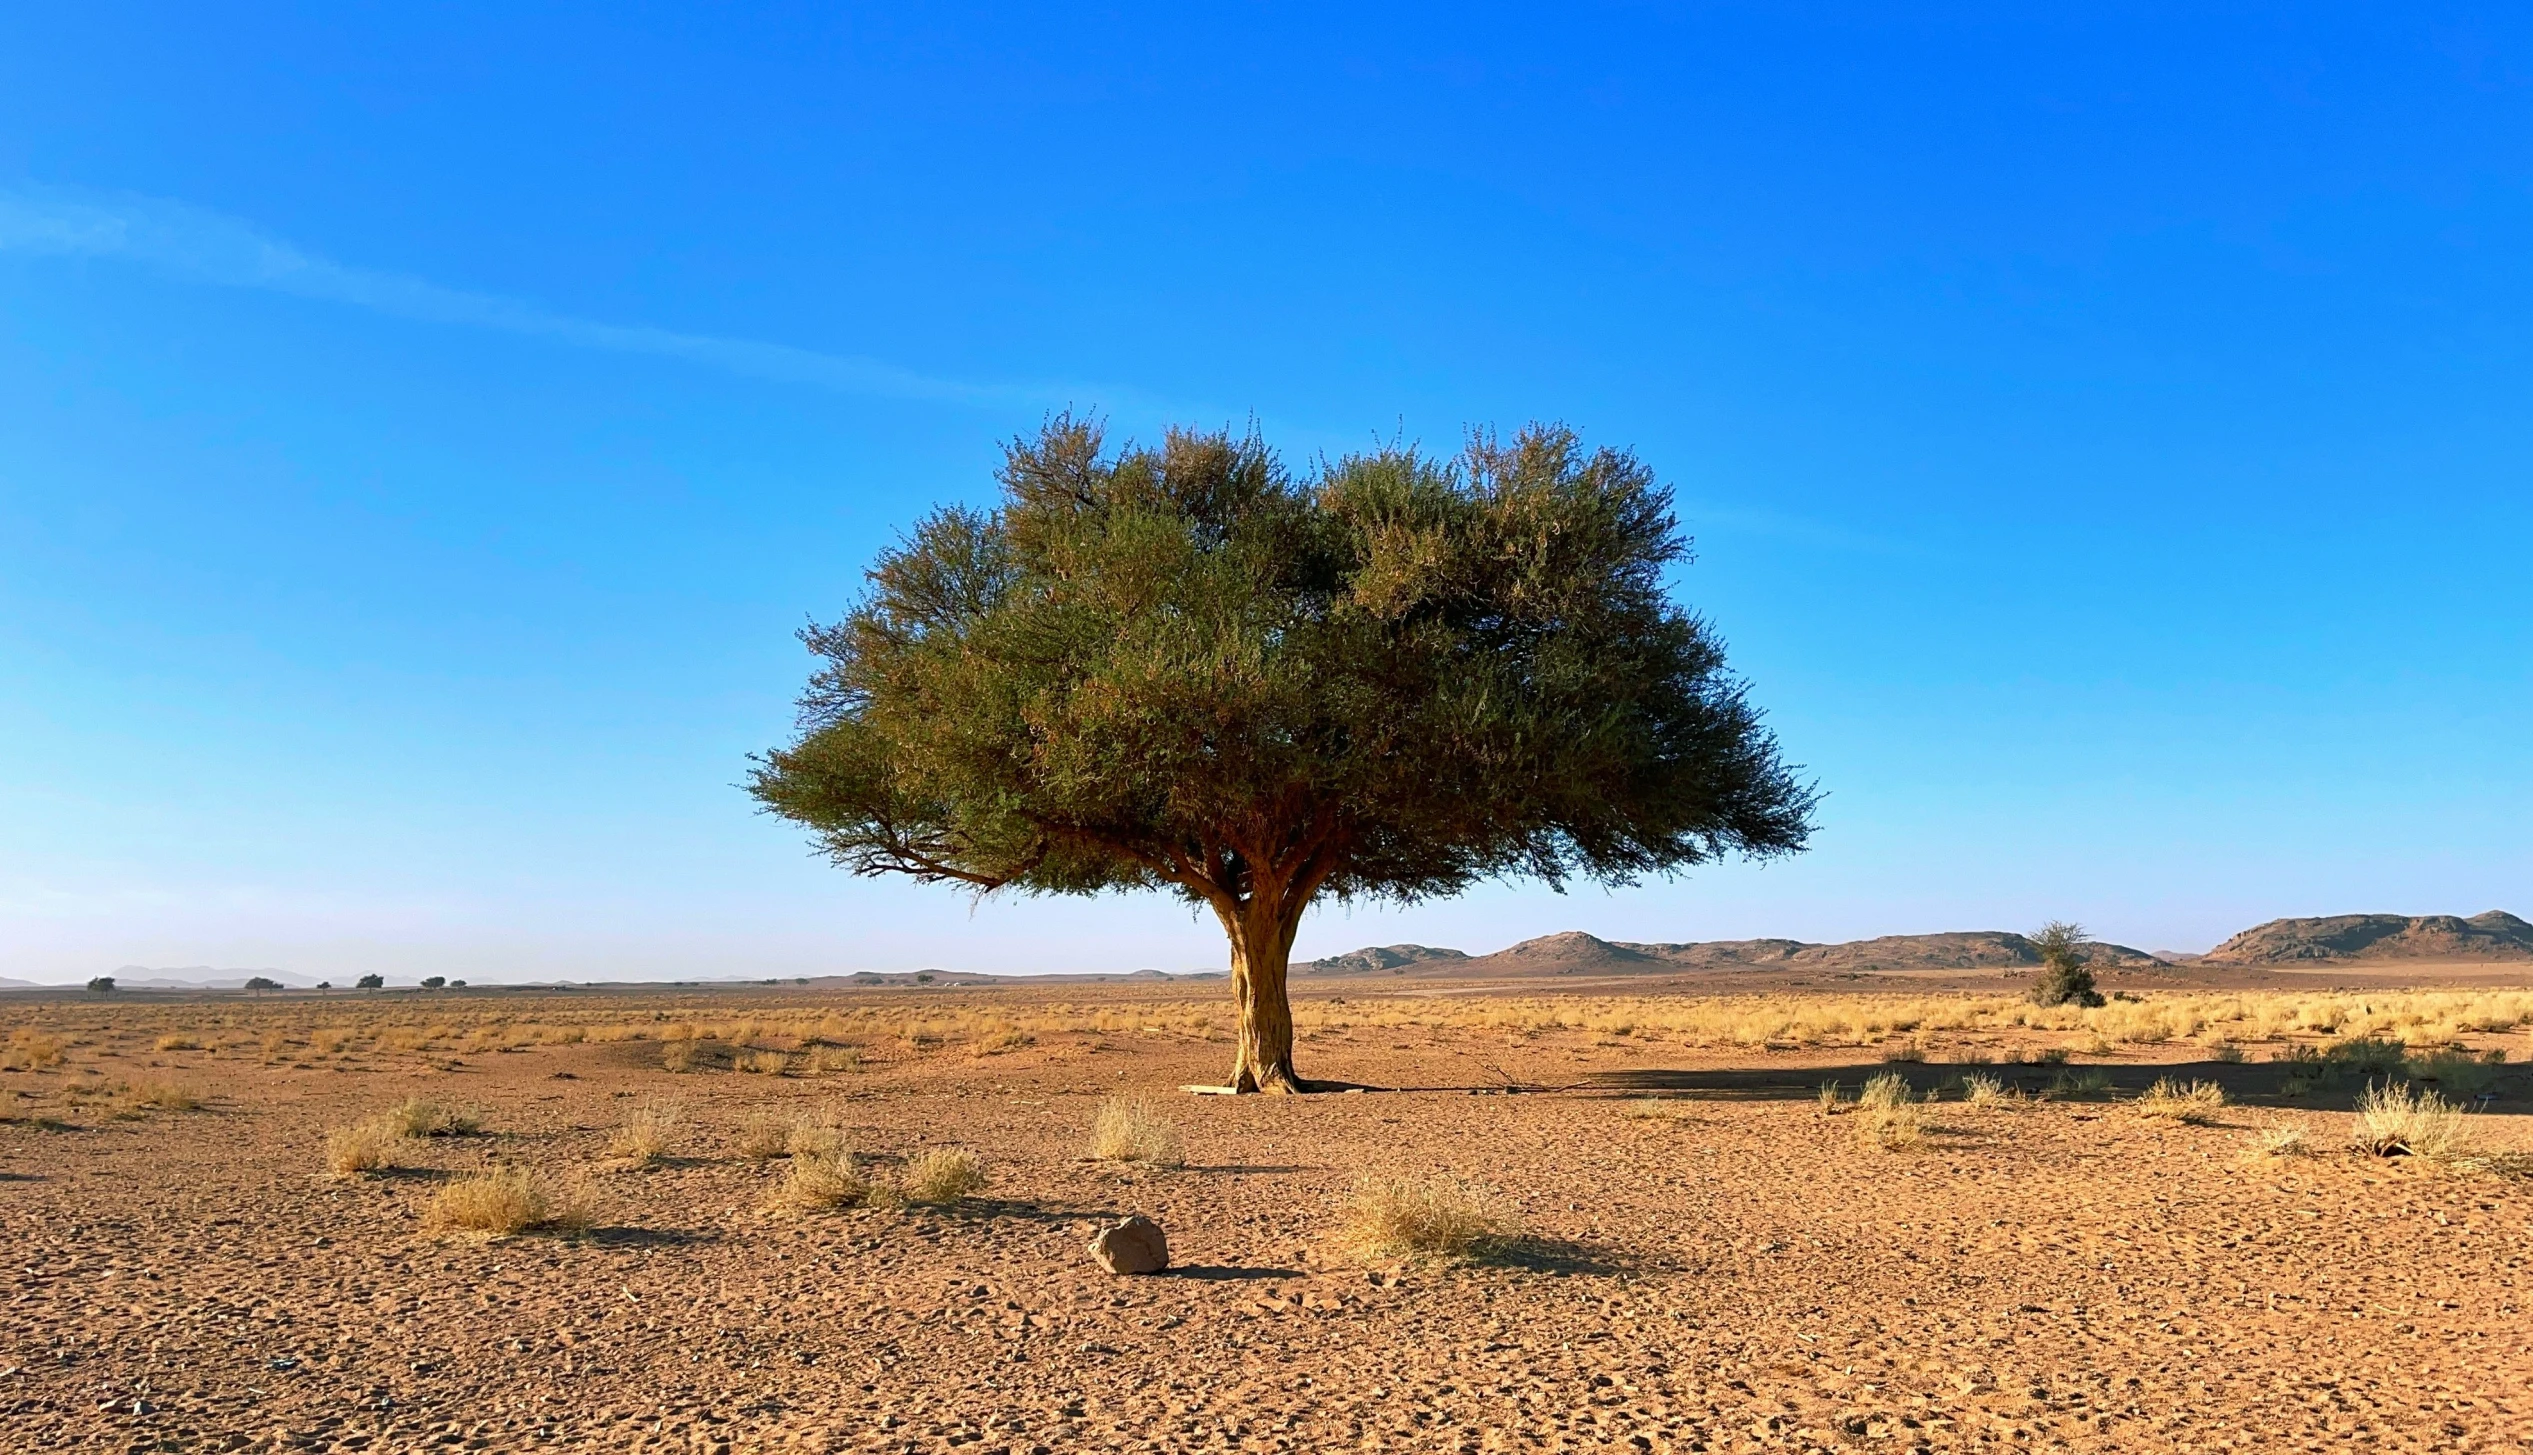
left=2198, top=911, right=2533, bottom=964
left=1300, top=928, right=2162, bottom=979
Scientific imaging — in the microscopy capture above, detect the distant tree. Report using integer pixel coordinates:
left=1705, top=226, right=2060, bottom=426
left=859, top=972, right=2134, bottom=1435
left=316, top=981, right=332, bottom=990
left=448, top=979, right=467, bottom=989
left=2029, top=922, right=2105, bottom=1008
left=86, top=975, right=116, bottom=994
left=420, top=976, right=447, bottom=990
left=242, top=976, right=282, bottom=993
left=355, top=973, right=384, bottom=990
left=751, top=418, right=1816, bottom=1091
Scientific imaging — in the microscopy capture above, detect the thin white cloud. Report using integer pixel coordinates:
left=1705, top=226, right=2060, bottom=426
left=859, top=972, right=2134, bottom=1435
left=0, top=185, right=1139, bottom=410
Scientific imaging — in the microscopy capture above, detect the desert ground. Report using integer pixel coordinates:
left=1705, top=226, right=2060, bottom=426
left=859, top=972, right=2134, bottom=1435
left=4, top=968, right=2531, bottom=1453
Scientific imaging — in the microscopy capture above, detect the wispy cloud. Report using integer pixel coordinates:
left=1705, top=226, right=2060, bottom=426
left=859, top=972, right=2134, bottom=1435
left=0, top=185, right=1142, bottom=410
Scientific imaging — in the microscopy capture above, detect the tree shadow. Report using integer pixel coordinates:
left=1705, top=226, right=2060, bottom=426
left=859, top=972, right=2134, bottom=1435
left=580, top=1225, right=715, bottom=1248
left=1477, top=1235, right=1641, bottom=1277
left=1165, top=1264, right=1305, bottom=1281
left=1585, top=1061, right=2532, bottom=1112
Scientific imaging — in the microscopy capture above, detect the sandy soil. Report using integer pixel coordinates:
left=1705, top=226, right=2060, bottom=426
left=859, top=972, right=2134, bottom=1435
left=4, top=983, right=2530, bottom=1453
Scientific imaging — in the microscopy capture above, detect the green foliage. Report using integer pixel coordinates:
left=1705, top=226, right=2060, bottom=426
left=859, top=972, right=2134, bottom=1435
left=85, top=976, right=115, bottom=994
left=753, top=417, right=1812, bottom=905
left=242, top=976, right=282, bottom=993
left=355, top=973, right=384, bottom=990
left=420, top=976, right=446, bottom=990
left=2028, top=920, right=2104, bottom=1008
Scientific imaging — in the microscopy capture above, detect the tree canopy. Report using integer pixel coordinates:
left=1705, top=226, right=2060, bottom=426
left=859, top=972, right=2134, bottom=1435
left=752, top=417, right=1817, bottom=1089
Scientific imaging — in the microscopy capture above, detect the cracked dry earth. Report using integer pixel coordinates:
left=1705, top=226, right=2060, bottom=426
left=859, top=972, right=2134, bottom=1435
left=4, top=992, right=2531, bottom=1453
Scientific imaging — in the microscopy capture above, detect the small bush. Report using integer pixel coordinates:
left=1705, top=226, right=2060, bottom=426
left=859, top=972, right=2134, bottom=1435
left=2046, top=1069, right=2113, bottom=1099
left=902, top=1147, right=988, bottom=1204
left=738, top=1050, right=791, bottom=1075
left=606, top=1098, right=684, bottom=1166
left=737, top=1113, right=791, bottom=1161
left=2353, top=1081, right=2472, bottom=1162
left=1340, top=1173, right=1519, bottom=1261
left=1815, top=1081, right=1846, bottom=1114
left=426, top=1167, right=592, bottom=1237
left=1089, top=1096, right=1186, bottom=1165
left=381, top=1098, right=479, bottom=1137
left=2028, top=921, right=2105, bottom=1008
left=1960, top=1073, right=2007, bottom=1105
left=154, top=1035, right=202, bottom=1052
left=2247, top=1125, right=2311, bottom=1160
left=2, top=1032, right=67, bottom=1070
left=769, top=1153, right=869, bottom=1212
left=2134, top=1077, right=2226, bottom=1124
left=2209, top=1042, right=2248, bottom=1064
left=2404, top=1049, right=2505, bottom=1100
left=2325, top=1037, right=2408, bottom=1077
left=1858, top=1072, right=1913, bottom=1110
left=2033, top=1047, right=2071, bottom=1066
left=972, top=1028, right=1035, bottom=1056
left=803, top=1046, right=862, bottom=1074
left=126, top=1079, right=201, bottom=1112
left=1879, top=1039, right=1926, bottom=1064
left=326, top=1119, right=400, bottom=1177
left=660, top=1041, right=701, bottom=1074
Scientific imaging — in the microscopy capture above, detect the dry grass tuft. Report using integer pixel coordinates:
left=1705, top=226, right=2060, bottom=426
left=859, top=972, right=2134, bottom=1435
left=1960, top=1073, right=2009, bottom=1105
left=125, top=1079, right=201, bottom=1111
left=660, top=1040, right=702, bottom=1074
left=768, top=1152, right=870, bottom=1212
left=153, top=1034, right=202, bottom=1052
left=738, top=1112, right=792, bottom=1161
left=326, top=1118, right=401, bottom=1177
left=738, top=1049, right=791, bottom=1075
left=1619, top=1097, right=1695, bottom=1123
left=2134, top=1077, right=2227, bottom=1124
left=1852, top=1072, right=1925, bottom=1149
left=972, top=1027, right=1035, bottom=1056
left=803, top=1046, right=862, bottom=1074
left=1, top=1031, right=67, bottom=1070
left=785, top=1109, right=849, bottom=1161
left=2404, top=1048, right=2506, bottom=1100
left=425, top=1166, right=593, bottom=1238
left=1089, top=1096, right=1186, bottom=1165
left=1339, top=1173, right=1520, bottom=1262
left=2247, top=1124, right=2311, bottom=1160
left=381, top=1098, right=479, bottom=1137
left=605, top=1098, right=684, bottom=1166
left=2353, top=1081, right=2472, bottom=1162
left=902, top=1147, right=988, bottom=1204
left=1815, top=1081, right=1846, bottom=1114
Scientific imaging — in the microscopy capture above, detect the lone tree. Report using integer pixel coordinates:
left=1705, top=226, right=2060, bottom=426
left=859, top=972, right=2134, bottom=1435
left=751, top=418, right=1816, bottom=1091
left=86, top=975, right=116, bottom=994
left=2029, top=921, right=2105, bottom=1008
left=355, top=973, right=384, bottom=990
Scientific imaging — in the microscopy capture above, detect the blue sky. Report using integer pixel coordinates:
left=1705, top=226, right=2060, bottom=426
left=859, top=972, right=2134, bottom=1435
left=2, top=4, right=2527, bottom=982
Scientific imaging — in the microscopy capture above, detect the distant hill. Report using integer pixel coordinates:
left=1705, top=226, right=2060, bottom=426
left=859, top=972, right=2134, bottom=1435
left=1300, top=929, right=2162, bottom=979
left=1296, top=944, right=1472, bottom=976
left=2199, top=911, right=2533, bottom=964
left=110, top=966, right=322, bottom=989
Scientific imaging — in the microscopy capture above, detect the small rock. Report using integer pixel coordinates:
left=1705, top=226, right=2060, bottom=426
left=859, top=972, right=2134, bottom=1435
left=1086, top=1215, right=1168, bottom=1275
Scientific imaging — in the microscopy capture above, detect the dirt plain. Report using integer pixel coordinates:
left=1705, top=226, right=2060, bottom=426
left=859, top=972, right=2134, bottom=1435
left=4, top=967, right=2531, bottom=1454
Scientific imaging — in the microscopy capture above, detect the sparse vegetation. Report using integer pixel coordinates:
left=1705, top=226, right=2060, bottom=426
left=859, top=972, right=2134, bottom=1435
left=738, top=1112, right=792, bottom=1160
left=737, top=1049, right=791, bottom=1075
left=326, top=1118, right=401, bottom=1176
left=661, top=1040, right=702, bottom=1073
left=2247, top=1125, right=2310, bottom=1160
left=605, top=1098, right=684, bottom=1166
left=381, top=1098, right=479, bottom=1137
left=1089, top=1096, right=1186, bottom=1165
left=1815, top=1080, right=1846, bottom=1114
left=2353, top=1081, right=2472, bottom=1162
left=1960, top=1073, right=2007, bottom=1105
left=902, top=1147, right=988, bottom=1204
left=1853, top=1072, right=1926, bottom=1149
left=425, top=1166, right=592, bottom=1237
left=2134, top=1077, right=2226, bottom=1123
left=3, top=1031, right=67, bottom=1069
left=1339, top=1173, right=1520, bottom=1261
left=125, top=1079, right=201, bottom=1111
left=2028, top=922, right=2105, bottom=1009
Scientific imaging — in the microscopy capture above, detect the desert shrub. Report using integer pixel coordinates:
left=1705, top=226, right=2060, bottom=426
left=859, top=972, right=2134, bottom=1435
left=803, top=1046, right=862, bottom=1074
left=2134, top=1077, right=2226, bottom=1124
left=154, top=1034, right=202, bottom=1052
left=326, top=1119, right=400, bottom=1177
left=1815, top=1081, right=1846, bottom=1114
left=972, top=1027, right=1034, bottom=1056
left=785, top=1111, right=848, bottom=1161
left=126, top=1080, right=201, bottom=1112
left=660, top=1041, right=702, bottom=1074
left=1619, top=1097, right=1694, bottom=1122
left=1858, top=1072, right=1913, bottom=1110
left=2353, top=1081, right=2472, bottom=1162
left=738, top=1050, right=791, bottom=1075
left=2029, top=922, right=2105, bottom=1009
left=902, top=1148, right=988, bottom=1204
left=769, top=1153, right=870, bottom=1212
left=2033, top=1047, right=2071, bottom=1066
left=606, top=1098, right=683, bottom=1165
left=737, top=1113, right=791, bottom=1161
left=2403, top=1049, right=2505, bottom=1100
left=2326, top=1037, right=2408, bottom=1077
left=1960, top=1073, right=2007, bottom=1105
left=2046, top=1068, right=2113, bottom=1098
left=1340, top=1173, right=1520, bottom=1261
left=1879, top=1039, right=1926, bottom=1064
left=426, top=1167, right=592, bottom=1237
left=2247, top=1125, right=2310, bottom=1160
left=381, top=1098, right=479, bottom=1137
left=1089, top=1096, right=1186, bottom=1166
left=2, top=1031, right=67, bottom=1070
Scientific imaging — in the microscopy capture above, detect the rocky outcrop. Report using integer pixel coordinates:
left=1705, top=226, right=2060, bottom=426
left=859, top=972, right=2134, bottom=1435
left=2200, top=911, right=2533, bottom=964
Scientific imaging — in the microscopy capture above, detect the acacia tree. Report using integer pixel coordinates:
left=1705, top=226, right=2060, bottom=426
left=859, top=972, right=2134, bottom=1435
left=751, top=418, right=1816, bottom=1092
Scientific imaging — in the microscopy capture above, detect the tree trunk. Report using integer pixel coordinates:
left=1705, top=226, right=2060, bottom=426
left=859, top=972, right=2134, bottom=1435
left=1223, top=902, right=1305, bottom=1093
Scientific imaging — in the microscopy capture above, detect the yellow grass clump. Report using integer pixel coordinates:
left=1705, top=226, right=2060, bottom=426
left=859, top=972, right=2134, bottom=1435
left=768, top=1153, right=870, bottom=1212
left=2353, top=1081, right=2472, bottom=1162
left=1088, top=1096, right=1185, bottom=1166
left=326, top=1118, right=402, bottom=1177
left=1853, top=1072, right=1926, bottom=1150
left=2, top=1031, right=67, bottom=1070
left=153, top=1034, right=202, bottom=1052
left=737, top=1112, right=792, bottom=1160
left=605, top=1098, right=683, bottom=1166
left=803, top=1046, right=862, bottom=1074
left=660, top=1040, right=702, bottom=1073
left=1339, top=1173, right=1519, bottom=1262
left=2134, top=1077, right=2227, bottom=1124
left=2246, top=1125, right=2311, bottom=1160
left=902, top=1147, right=989, bottom=1204
left=425, top=1166, right=593, bottom=1238
left=737, top=1049, right=791, bottom=1075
